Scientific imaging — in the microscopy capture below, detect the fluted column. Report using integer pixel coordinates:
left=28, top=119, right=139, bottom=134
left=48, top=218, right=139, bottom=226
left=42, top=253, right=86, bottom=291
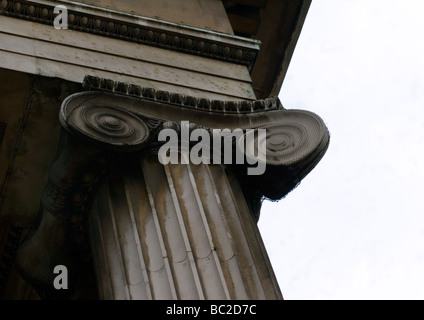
left=90, top=153, right=282, bottom=300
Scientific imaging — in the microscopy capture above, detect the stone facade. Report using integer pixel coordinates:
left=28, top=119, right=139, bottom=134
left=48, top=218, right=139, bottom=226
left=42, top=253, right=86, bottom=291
left=0, top=0, right=328, bottom=300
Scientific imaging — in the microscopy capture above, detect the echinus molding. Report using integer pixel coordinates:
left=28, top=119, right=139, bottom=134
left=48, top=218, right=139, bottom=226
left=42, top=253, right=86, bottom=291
left=83, top=75, right=282, bottom=114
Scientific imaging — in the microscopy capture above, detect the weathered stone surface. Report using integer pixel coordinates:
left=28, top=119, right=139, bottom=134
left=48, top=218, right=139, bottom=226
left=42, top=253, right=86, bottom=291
left=0, top=0, right=258, bottom=99
left=0, top=69, right=81, bottom=225
left=0, top=0, right=325, bottom=300
left=90, top=156, right=282, bottom=299
left=73, top=0, right=234, bottom=34
left=0, top=69, right=85, bottom=299
left=13, top=81, right=328, bottom=299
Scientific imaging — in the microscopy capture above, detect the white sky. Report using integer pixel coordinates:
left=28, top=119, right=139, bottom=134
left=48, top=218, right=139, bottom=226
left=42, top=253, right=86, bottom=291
left=258, top=0, right=424, bottom=300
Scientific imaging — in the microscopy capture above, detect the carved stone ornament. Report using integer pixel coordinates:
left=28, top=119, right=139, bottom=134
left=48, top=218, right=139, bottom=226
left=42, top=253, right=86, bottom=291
left=82, top=75, right=282, bottom=114
left=0, top=0, right=259, bottom=70
left=16, top=76, right=329, bottom=299
left=60, top=103, right=151, bottom=151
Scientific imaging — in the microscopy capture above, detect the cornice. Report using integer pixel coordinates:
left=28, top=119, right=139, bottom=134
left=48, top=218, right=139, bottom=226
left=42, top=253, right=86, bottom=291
left=0, top=0, right=260, bottom=70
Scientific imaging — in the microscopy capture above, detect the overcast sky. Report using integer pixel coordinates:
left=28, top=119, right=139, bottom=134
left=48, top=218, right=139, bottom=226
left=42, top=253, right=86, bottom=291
left=258, top=0, right=424, bottom=300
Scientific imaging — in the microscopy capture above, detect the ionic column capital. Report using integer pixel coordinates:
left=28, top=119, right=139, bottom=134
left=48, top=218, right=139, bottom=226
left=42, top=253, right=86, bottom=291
left=16, top=77, right=329, bottom=298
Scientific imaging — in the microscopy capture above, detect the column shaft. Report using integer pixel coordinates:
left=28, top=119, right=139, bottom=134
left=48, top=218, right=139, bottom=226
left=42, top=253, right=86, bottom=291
left=89, top=154, right=282, bottom=300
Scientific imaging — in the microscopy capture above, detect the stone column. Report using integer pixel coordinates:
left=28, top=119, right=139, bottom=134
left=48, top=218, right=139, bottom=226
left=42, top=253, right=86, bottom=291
left=15, top=77, right=329, bottom=300
left=89, top=154, right=282, bottom=300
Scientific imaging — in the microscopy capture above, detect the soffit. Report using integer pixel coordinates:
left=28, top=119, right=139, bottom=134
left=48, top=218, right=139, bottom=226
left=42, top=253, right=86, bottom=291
left=223, top=0, right=312, bottom=99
